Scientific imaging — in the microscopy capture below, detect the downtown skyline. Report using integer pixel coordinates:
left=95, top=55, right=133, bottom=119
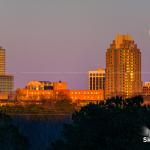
left=0, top=0, right=150, bottom=89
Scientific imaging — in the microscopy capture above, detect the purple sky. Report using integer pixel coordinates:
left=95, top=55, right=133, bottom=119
left=0, top=0, right=150, bottom=90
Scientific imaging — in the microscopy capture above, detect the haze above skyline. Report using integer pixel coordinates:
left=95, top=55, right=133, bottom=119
left=0, top=0, right=150, bottom=89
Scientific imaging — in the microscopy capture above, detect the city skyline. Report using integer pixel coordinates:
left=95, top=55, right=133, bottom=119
left=2, top=32, right=149, bottom=90
left=0, top=0, right=150, bottom=89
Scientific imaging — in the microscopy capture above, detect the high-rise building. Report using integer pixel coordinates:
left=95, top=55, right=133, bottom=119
left=0, top=47, right=5, bottom=74
left=0, top=75, right=14, bottom=93
left=105, top=34, right=142, bottom=99
left=0, top=47, right=14, bottom=99
left=88, top=68, right=105, bottom=90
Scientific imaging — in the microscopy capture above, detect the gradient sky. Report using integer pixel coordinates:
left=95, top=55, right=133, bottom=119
left=0, top=0, right=150, bottom=89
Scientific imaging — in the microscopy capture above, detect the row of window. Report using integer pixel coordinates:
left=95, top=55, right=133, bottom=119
left=71, top=96, right=101, bottom=100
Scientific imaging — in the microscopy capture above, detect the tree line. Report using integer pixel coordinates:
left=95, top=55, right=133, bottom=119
left=1, top=96, right=150, bottom=150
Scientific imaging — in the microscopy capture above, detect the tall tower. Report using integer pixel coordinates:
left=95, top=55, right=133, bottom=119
left=105, top=34, right=142, bottom=99
left=0, top=46, right=14, bottom=99
left=0, top=47, right=5, bottom=74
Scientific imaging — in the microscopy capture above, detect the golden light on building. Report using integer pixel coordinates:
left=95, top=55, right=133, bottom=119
left=0, top=47, right=5, bottom=74
left=0, top=47, right=14, bottom=100
left=15, top=80, right=104, bottom=106
left=143, top=82, right=150, bottom=96
left=88, top=68, right=105, bottom=90
left=53, top=81, right=68, bottom=90
left=0, top=75, right=14, bottom=93
left=105, top=34, right=142, bottom=99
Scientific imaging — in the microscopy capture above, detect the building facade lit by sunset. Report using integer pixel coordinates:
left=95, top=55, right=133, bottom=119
left=143, top=82, right=150, bottom=96
left=88, top=68, right=105, bottom=90
left=16, top=81, right=104, bottom=106
left=0, top=47, right=14, bottom=100
left=0, top=47, right=5, bottom=74
left=105, top=34, right=142, bottom=99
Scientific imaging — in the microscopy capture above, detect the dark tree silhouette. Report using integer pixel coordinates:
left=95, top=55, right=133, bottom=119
left=54, top=98, right=76, bottom=113
left=0, top=113, right=28, bottom=150
left=50, top=96, right=150, bottom=150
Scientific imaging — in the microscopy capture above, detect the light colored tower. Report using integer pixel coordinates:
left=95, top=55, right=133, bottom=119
left=88, top=68, right=105, bottom=90
left=0, top=47, right=5, bottom=74
left=0, top=75, right=14, bottom=93
left=105, top=34, right=142, bottom=99
left=0, top=46, right=14, bottom=99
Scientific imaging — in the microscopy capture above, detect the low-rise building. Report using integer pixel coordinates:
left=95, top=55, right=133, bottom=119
left=15, top=80, right=104, bottom=106
left=143, top=82, right=150, bottom=96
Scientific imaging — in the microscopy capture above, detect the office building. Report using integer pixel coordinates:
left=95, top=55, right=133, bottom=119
left=0, top=47, right=14, bottom=100
left=143, top=82, right=150, bottom=96
left=105, top=34, right=142, bottom=99
left=88, top=68, right=105, bottom=90
left=0, top=47, right=5, bottom=74
left=0, top=75, right=14, bottom=92
left=15, top=80, right=104, bottom=106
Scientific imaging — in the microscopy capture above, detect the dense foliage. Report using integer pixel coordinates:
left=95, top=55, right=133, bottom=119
left=54, top=98, right=76, bottom=113
left=51, top=96, right=150, bottom=150
left=0, top=113, right=28, bottom=150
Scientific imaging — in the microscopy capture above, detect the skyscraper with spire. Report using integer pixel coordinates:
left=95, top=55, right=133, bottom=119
left=105, top=34, right=142, bottom=99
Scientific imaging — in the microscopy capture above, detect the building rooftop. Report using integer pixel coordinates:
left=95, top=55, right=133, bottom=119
left=143, top=82, right=150, bottom=87
left=115, top=34, right=133, bottom=48
left=89, top=68, right=105, bottom=73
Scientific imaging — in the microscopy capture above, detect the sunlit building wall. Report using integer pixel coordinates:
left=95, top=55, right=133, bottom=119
left=16, top=80, right=104, bottom=105
left=26, top=81, right=44, bottom=90
left=143, top=82, right=150, bottom=96
left=88, top=68, right=105, bottom=90
left=105, top=34, right=142, bottom=99
left=0, top=75, right=14, bottom=92
left=39, top=81, right=53, bottom=90
left=0, top=47, right=5, bottom=74
left=0, top=47, right=14, bottom=100
left=53, top=81, right=68, bottom=90
left=69, top=90, right=104, bottom=106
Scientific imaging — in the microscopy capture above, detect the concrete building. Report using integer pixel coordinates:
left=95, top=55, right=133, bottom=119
left=0, top=75, right=14, bottom=92
left=143, top=82, right=150, bottom=96
left=69, top=90, right=104, bottom=106
left=142, top=82, right=150, bottom=105
left=26, top=81, right=44, bottom=90
left=53, top=81, right=68, bottom=90
left=0, top=47, right=5, bottom=74
left=39, top=81, right=53, bottom=90
left=15, top=80, right=104, bottom=106
left=0, top=47, right=14, bottom=100
left=105, top=34, right=142, bottom=99
left=88, top=68, right=105, bottom=90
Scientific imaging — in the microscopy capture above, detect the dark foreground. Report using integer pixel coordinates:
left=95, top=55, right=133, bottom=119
left=1, top=96, right=150, bottom=150
left=12, top=114, right=71, bottom=150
